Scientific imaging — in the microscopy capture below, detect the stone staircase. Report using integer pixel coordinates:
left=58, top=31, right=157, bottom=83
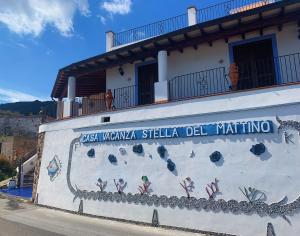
left=22, top=169, right=34, bottom=188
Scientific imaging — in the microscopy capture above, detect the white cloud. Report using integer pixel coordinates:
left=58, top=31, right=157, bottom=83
left=16, top=43, right=27, bottom=48
left=0, top=88, right=45, bottom=103
left=101, top=0, right=132, bottom=15
left=0, top=0, right=90, bottom=37
left=97, top=15, right=107, bottom=24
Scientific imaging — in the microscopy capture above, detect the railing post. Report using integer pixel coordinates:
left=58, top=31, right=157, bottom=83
left=187, top=6, right=197, bottom=26
left=106, top=31, right=115, bottom=52
left=155, top=50, right=169, bottom=103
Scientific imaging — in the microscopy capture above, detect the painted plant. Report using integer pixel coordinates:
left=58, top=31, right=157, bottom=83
left=205, top=178, right=220, bottom=199
left=180, top=177, right=194, bottom=198
left=47, top=155, right=62, bottom=182
left=114, top=178, right=127, bottom=194
left=96, top=178, right=107, bottom=192
left=284, top=131, right=294, bottom=144
left=138, top=176, right=152, bottom=195
left=239, top=186, right=266, bottom=203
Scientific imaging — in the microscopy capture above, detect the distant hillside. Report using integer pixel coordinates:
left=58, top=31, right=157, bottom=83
left=0, top=100, right=56, bottom=117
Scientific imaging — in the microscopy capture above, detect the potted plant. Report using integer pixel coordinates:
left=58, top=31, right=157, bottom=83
left=106, top=89, right=113, bottom=110
left=229, top=63, right=239, bottom=90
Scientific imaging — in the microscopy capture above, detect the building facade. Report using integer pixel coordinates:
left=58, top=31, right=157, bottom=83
left=36, top=1, right=300, bottom=235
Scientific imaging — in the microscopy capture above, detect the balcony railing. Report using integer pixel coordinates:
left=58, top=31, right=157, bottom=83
left=197, top=0, right=278, bottom=23
left=59, top=52, right=299, bottom=119
left=113, top=85, right=136, bottom=109
left=113, top=14, right=188, bottom=47
left=72, top=95, right=106, bottom=117
left=168, top=67, right=230, bottom=101
left=168, top=53, right=300, bottom=102
left=112, top=0, right=280, bottom=47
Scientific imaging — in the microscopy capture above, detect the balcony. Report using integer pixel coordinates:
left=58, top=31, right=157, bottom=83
left=57, top=52, right=300, bottom=119
left=112, top=0, right=280, bottom=48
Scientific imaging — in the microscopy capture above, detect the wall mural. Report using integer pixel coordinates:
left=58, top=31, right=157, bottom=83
left=96, top=178, right=107, bottom=192
left=47, top=155, right=62, bottom=182
left=283, top=132, right=294, bottom=144
left=108, top=154, right=117, bottom=164
left=66, top=137, right=300, bottom=222
left=250, top=143, right=266, bottom=156
left=63, top=117, right=300, bottom=223
left=138, top=176, right=152, bottom=195
left=276, top=116, right=300, bottom=135
left=205, top=178, right=220, bottom=199
left=180, top=177, right=194, bottom=198
left=87, top=148, right=95, bottom=158
left=114, top=178, right=127, bottom=194
left=276, top=116, right=300, bottom=144
left=209, top=151, right=222, bottom=163
left=239, top=187, right=267, bottom=203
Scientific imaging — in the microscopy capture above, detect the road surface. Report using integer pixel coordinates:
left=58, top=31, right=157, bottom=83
left=0, top=197, right=207, bottom=236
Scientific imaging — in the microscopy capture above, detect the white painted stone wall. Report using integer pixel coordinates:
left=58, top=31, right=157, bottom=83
left=37, top=84, right=300, bottom=236
left=104, top=22, right=299, bottom=95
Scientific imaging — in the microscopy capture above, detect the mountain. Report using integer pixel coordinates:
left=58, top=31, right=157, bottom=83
left=0, top=100, right=57, bottom=117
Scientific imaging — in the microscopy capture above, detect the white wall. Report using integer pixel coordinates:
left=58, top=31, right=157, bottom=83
left=37, top=85, right=300, bottom=236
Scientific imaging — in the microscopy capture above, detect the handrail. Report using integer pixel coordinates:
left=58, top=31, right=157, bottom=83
left=114, top=13, right=188, bottom=47
left=168, top=52, right=300, bottom=101
left=113, top=0, right=281, bottom=47
left=168, top=67, right=229, bottom=101
left=197, top=0, right=278, bottom=23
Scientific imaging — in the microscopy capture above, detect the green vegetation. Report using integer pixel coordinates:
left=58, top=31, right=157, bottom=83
left=0, top=156, right=16, bottom=181
left=0, top=100, right=56, bottom=117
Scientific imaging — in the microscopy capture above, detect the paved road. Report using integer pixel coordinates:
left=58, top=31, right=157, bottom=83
left=0, top=218, right=63, bottom=236
left=0, top=197, right=206, bottom=236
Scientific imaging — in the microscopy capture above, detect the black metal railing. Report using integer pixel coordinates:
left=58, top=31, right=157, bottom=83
left=197, top=0, right=279, bottom=23
left=113, top=14, right=188, bottom=47
left=168, top=53, right=300, bottom=102
left=65, top=53, right=299, bottom=118
left=113, top=0, right=281, bottom=47
left=237, top=53, right=300, bottom=90
left=113, top=85, right=137, bottom=109
left=72, top=97, right=106, bottom=116
left=168, top=67, right=230, bottom=101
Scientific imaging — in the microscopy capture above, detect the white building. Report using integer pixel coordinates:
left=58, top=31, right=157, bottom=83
left=35, top=1, right=300, bottom=235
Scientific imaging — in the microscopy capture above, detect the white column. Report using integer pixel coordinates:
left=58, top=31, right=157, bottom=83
left=187, top=6, right=197, bottom=26
left=56, top=98, right=63, bottom=119
left=155, top=50, right=168, bottom=103
left=67, top=76, right=76, bottom=100
left=63, top=76, right=76, bottom=117
left=106, top=31, right=115, bottom=52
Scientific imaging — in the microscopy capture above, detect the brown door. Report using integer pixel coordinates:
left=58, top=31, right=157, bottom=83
left=137, top=63, right=158, bottom=105
left=233, top=39, right=276, bottom=90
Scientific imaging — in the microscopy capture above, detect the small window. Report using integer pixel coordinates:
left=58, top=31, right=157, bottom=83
left=102, top=116, right=110, bottom=123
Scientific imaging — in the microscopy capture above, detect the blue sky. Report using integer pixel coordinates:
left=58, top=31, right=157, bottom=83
left=0, top=0, right=223, bottom=103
